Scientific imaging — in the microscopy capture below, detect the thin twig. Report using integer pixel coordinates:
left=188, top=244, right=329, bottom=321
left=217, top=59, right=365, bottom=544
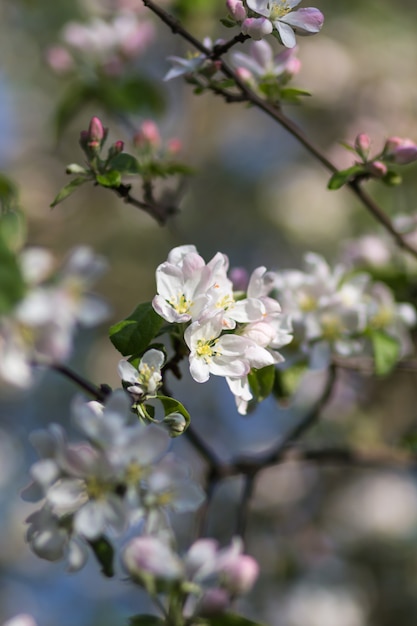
left=112, top=182, right=178, bottom=225
left=32, top=357, right=107, bottom=401
left=142, top=0, right=417, bottom=260
left=236, top=473, right=256, bottom=540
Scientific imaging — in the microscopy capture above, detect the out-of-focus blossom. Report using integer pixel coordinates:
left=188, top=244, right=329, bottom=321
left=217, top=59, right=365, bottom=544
left=383, top=136, right=417, bottom=165
left=0, top=246, right=108, bottom=388
left=232, top=39, right=300, bottom=81
left=23, top=391, right=203, bottom=569
left=46, top=12, right=155, bottom=77
left=164, top=39, right=222, bottom=82
left=227, top=0, right=248, bottom=22
left=2, top=615, right=39, bottom=626
left=244, top=0, right=324, bottom=48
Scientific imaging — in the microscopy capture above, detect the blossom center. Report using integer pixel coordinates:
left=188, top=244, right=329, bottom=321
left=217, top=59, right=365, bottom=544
left=269, top=1, right=292, bottom=20
left=169, top=293, right=192, bottom=315
left=370, top=307, right=394, bottom=329
left=298, top=292, right=317, bottom=312
left=320, top=313, right=343, bottom=340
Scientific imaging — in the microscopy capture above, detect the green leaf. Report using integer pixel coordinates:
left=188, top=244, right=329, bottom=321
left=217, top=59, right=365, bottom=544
left=88, top=536, right=114, bottom=577
left=0, top=208, right=27, bottom=252
left=109, top=302, right=164, bottom=356
left=279, top=87, right=311, bottom=102
left=0, top=173, right=19, bottom=211
left=108, top=153, right=141, bottom=175
left=50, top=176, right=90, bottom=207
left=157, top=395, right=191, bottom=432
left=96, top=170, right=122, bottom=188
left=248, top=365, right=276, bottom=403
left=382, top=170, right=402, bottom=186
left=129, top=616, right=165, bottom=626
left=205, top=613, right=266, bottom=626
left=274, top=363, right=308, bottom=402
left=0, top=234, right=27, bottom=314
left=220, top=16, right=237, bottom=27
left=327, top=165, right=365, bottom=190
left=370, top=330, right=400, bottom=376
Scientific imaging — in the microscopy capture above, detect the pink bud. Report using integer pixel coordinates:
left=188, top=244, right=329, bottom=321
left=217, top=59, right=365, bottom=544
left=367, top=160, right=388, bottom=178
left=113, top=140, right=124, bottom=154
left=355, top=133, right=371, bottom=156
left=230, top=267, right=249, bottom=291
left=235, top=67, right=254, bottom=84
left=198, top=588, right=231, bottom=616
left=384, top=137, right=417, bottom=165
left=45, top=45, right=74, bottom=74
left=123, top=536, right=183, bottom=580
left=242, top=17, right=273, bottom=40
left=134, top=120, right=161, bottom=150
left=220, top=554, right=259, bottom=594
left=88, top=117, right=105, bottom=143
left=226, top=0, right=247, bottom=22
left=167, top=138, right=182, bottom=155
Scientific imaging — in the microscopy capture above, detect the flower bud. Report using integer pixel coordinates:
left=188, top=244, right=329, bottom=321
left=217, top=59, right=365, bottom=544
left=354, top=133, right=371, bottom=158
left=107, top=140, right=125, bottom=160
left=123, top=536, right=183, bottom=581
left=134, top=120, right=161, bottom=150
left=367, top=160, right=388, bottom=178
left=384, top=136, right=417, bottom=165
left=66, top=163, right=89, bottom=175
left=242, top=17, right=273, bottom=40
left=226, top=0, right=247, bottom=22
left=163, top=412, right=188, bottom=437
left=88, top=116, right=105, bottom=146
left=235, top=67, right=255, bottom=85
left=220, top=554, right=259, bottom=594
left=167, top=138, right=182, bottom=155
left=198, top=588, right=231, bottom=616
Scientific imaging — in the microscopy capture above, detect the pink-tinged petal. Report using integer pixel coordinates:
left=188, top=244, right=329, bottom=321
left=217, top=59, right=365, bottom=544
left=242, top=17, right=273, bottom=40
left=231, top=298, right=264, bottom=322
left=152, top=295, right=191, bottom=323
left=250, top=40, right=273, bottom=70
left=227, top=0, right=247, bottom=21
left=275, top=21, right=297, bottom=48
left=155, top=263, right=183, bottom=298
left=167, top=244, right=198, bottom=264
left=246, top=0, right=270, bottom=18
left=281, top=8, right=324, bottom=35
left=210, top=356, right=249, bottom=378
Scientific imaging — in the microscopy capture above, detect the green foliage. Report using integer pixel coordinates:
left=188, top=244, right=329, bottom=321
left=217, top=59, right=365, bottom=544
left=157, top=395, right=191, bottom=432
left=248, top=365, right=276, bottom=403
left=0, top=173, right=19, bottom=211
left=88, top=536, right=114, bottom=578
left=109, top=302, right=164, bottom=357
left=0, top=209, right=26, bottom=252
left=274, top=362, right=308, bottom=402
left=204, top=613, right=266, bottom=626
left=96, top=170, right=122, bottom=188
left=0, top=233, right=27, bottom=315
left=50, top=176, right=90, bottom=207
left=108, top=153, right=141, bottom=175
left=370, top=329, right=400, bottom=376
left=327, top=165, right=365, bottom=190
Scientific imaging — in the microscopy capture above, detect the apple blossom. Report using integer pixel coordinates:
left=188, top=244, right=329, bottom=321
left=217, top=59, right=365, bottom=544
left=245, top=0, right=324, bottom=48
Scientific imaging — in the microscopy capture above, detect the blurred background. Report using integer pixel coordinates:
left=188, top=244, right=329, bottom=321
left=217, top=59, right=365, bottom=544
left=2, top=0, right=417, bottom=624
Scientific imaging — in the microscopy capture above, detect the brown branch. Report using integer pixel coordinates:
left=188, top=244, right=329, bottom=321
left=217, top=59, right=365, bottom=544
left=112, top=182, right=178, bottom=225
left=142, top=0, right=417, bottom=260
left=32, top=357, right=107, bottom=401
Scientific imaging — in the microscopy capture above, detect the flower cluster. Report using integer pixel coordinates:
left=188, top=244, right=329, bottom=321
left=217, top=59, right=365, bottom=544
left=123, top=535, right=259, bottom=617
left=227, top=0, right=324, bottom=48
left=274, top=252, right=416, bottom=367
left=45, top=11, right=155, bottom=77
left=23, top=390, right=204, bottom=570
left=0, top=246, right=108, bottom=388
left=231, top=39, right=302, bottom=103
left=152, top=245, right=293, bottom=414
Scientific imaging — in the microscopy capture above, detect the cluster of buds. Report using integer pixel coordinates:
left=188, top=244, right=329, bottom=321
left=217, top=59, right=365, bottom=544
left=23, top=390, right=204, bottom=570
left=133, top=119, right=182, bottom=159
left=329, top=133, right=417, bottom=190
left=45, top=11, right=155, bottom=77
left=78, top=116, right=124, bottom=162
left=226, top=0, right=324, bottom=48
left=123, top=536, right=259, bottom=618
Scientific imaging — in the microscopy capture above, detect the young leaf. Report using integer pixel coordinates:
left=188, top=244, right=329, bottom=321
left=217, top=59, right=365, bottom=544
left=327, top=165, right=365, bottom=190
left=88, top=536, right=114, bottom=578
left=248, top=365, right=275, bottom=402
left=157, top=395, right=191, bottom=431
left=50, top=177, right=90, bottom=208
left=0, top=234, right=26, bottom=314
left=96, top=170, right=122, bottom=188
left=109, top=302, right=164, bottom=356
left=370, top=329, right=400, bottom=376
left=205, top=613, right=266, bottom=626
left=108, top=153, right=141, bottom=175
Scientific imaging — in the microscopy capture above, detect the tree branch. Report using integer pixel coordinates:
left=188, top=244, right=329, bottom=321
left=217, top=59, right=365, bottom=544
left=142, top=0, right=417, bottom=259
